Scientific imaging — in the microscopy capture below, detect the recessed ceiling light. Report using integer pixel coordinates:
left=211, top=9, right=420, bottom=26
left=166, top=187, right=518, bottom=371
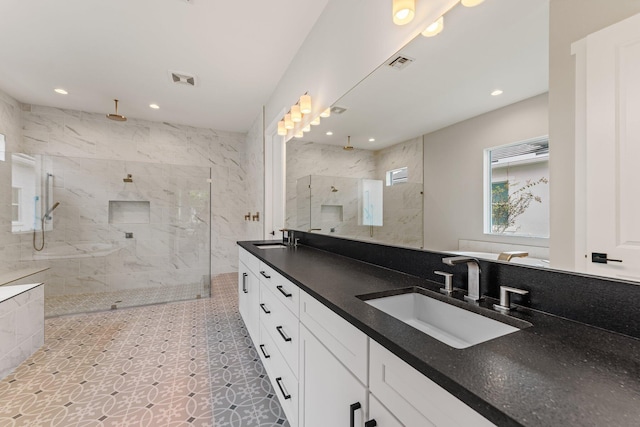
left=326, top=131, right=333, bottom=136
left=54, top=88, right=68, bottom=95
left=491, top=90, right=503, bottom=96
left=149, top=104, right=160, bottom=109
left=369, top=138, right=375, bottom=142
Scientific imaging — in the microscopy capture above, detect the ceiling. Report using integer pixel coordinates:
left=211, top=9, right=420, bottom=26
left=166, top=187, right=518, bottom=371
left=300, top=0, right=549, bottom=150
left=0, top=0, right=329, bottom=132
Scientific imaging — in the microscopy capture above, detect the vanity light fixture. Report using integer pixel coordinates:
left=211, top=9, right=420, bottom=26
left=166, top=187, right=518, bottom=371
left=291, top=104, right=302, bottom=122
left=393, top=0, right=415, bottom=25
left=461, top=0, right=485, bottom=7
left=422, top=16, right=444, bottom=37
left=300, top=94, right=312, bottom=114
left=303, top=124, right=311, bottom=132
left=54, top=88, right=68, bottom=95
left=149, top=104, right=160, bottom=109
left=491, top=89, right=504, bottom=96
left=277, top=121, right=287, bottom=136
left=284, top=113, right=294, bottom=129
left=294, top=129, right=304, bottom=138
left=310, top=116, right=321, bottom=126
left=326, top=131, right=333, bottom=136
left=320, top=108, right=331, bottom=118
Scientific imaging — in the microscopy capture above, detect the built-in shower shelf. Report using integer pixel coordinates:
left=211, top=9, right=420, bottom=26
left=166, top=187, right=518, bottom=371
left=109, top=201, right=150, bottom=224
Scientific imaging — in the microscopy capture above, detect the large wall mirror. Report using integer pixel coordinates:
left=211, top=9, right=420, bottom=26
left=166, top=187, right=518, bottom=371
left=285, top=0, right=549, bottom=264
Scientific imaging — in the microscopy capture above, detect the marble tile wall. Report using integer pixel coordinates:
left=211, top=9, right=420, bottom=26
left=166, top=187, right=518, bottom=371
left=0, top=92, right=253, bottom=282
left=243, top=112, right=264, bottom=240
left=0, top=284, right=44, bottom=380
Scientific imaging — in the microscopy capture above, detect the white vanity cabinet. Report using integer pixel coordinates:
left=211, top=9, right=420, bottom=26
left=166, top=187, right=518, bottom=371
left=238, top=248, right=260, bottom=341
left=369, top=340, right=495, bottom=427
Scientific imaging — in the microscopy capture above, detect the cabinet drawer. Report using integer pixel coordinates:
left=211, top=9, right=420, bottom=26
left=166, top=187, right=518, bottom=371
left=259, top=261, right=300, bottom=316
left=259, top=322, right=298, bottom=427
left=299, top=289, right=368, bottom=384
left=239, top=247, right=260, bottom=275
left=370, top=341, right=495, bottom=427
left=260, top=284, right=299, bottom=376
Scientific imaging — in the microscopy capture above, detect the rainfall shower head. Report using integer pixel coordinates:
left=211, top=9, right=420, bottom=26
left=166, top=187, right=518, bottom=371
left=106, top=99, right=127, bottom=122
left=343, top=136, right=354, bottom=151
left=331, top=186, right=338, bottom=192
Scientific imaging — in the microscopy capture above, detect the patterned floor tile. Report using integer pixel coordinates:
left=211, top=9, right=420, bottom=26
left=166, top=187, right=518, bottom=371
left=0, top=273, right=290, bottom=426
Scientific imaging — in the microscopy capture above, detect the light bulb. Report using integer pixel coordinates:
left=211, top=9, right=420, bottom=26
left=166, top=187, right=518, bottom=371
left=300, top=94, right=312, bottom=114
left=284, top=114, right=294, bottom=130
left=291, top=105, right=302, bottom=122
left=422, top=16, right=444, bottom=37
left=393, top=0, right=415, bottom=25
left=278, top=121, right=287, bottom=136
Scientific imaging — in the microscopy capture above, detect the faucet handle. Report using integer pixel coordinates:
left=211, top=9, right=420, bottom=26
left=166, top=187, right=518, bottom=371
left=494, top=286, right=529, bottom=312
left=434, top=271, right=454, bottom=295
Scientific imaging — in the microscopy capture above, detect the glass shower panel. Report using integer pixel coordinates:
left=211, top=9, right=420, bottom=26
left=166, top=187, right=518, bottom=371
left=12, top=154, right=211, bottom=317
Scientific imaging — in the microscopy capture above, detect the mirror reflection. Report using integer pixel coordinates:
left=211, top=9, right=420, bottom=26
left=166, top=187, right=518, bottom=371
left=286, top=0, right=549, bottom=257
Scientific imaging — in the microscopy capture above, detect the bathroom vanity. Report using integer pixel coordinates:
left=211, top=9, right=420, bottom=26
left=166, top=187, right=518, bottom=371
left=238, top=234, right=640, bottom=427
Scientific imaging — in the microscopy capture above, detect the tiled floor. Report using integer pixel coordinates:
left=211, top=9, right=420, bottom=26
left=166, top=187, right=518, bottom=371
left=45, top=283, right=208, bottom=318
left=0, top=273, right=290, bottom=426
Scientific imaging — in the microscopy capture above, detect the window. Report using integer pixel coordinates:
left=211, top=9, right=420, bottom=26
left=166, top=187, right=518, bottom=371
left=485, top=137, right=549, bottom=237
left=386, top=167, right=408, bottom=186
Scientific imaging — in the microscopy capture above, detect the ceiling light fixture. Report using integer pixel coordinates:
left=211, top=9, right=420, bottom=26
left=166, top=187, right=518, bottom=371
left=291, top=104, right=302, bottom=123
left=320, top=108, right=331, bottom=118
left=461, top=0, right=485, bottom=7
left=284, top=113, right=294, bottom=129
left=149, top=104, right=160, bottom=109
left=300, top=94, right=312, bottom=114
left=326, top=131, right=333, bottom=136
left=491, top=89, right=504, bottom=96
left=310, top=116, right=321, bottom=126
left=278, top=121, right=287, bottom=136
left=422, top=16, right=444, bottom=37
left=369, top=138, right=376, bottom=142
left=54, top=88, right=68, bottom=95
left=392, top=0, right=415, bottom=25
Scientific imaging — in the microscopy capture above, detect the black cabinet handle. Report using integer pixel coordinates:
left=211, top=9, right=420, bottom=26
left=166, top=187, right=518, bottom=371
left=260, top=271, right=271, bottom=279
left=260, top=303, right=271, bottom=314
left=365, top=420, right=377, bottom=427
left=275, top=377, right=291, bottom=399
left=242, top=273, right=248, bottom=293
left=276, top=326, right=292, bottom=342
left=350, top=402, right=362, bottom=427
left=277, top=285, right=292, bottom=298
left=592, top=252, right=623, bottom=264
left=259, top=344, right=270, bottom=359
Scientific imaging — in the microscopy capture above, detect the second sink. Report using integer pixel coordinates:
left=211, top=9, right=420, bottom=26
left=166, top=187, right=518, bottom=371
left=363, top=290, right=523, bottom=349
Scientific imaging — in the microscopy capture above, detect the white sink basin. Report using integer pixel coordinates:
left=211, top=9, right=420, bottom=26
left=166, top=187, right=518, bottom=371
left=255, top=243, right=288, bottom=249
left=365, top=292, right=520, bottom=349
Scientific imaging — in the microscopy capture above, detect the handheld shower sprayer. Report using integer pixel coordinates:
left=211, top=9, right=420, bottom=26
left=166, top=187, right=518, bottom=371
left=33, top=201, right=61, bottom=251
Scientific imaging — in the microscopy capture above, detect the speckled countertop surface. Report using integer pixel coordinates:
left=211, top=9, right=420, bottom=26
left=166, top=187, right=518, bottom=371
left=239, top=241, right=640, bottom=427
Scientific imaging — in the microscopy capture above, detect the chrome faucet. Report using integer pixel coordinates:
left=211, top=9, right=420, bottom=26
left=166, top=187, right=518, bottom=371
left=442, top=256, right=482, bottom=302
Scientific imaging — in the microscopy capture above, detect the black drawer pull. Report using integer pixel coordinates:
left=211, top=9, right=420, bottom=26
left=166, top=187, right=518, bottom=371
left=260, top=271, right=271, bottom=279
left=260, top=303, right=271, bottom=314
left=242, top=272, right=248, bottom=293
left=350, top=402, right=362, bottom=427
left=259, top=344, right=270, bottom=359
left=365, top=420, right=377, bottom=427
left=276, top=326, right=292, bottom=342
left=275, top=377, right=291, bottom=399
left=277, top=285, right=292, bottom=298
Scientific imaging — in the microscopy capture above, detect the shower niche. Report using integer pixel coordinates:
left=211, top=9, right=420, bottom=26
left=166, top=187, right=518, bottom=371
left=108, top=201, right=150, bottom=224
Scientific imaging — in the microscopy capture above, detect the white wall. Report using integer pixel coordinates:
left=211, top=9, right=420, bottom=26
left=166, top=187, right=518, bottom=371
left=423, top=93, right=548, bottom=251
left=549, top=0, right=640, bottom=270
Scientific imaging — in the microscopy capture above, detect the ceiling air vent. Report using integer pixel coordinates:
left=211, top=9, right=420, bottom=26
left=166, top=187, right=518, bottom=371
left=331, top=106, right=347, bottom=115
left=387, top=55, right=415, bottom=70
left=169, top=71, right=197, bottom=86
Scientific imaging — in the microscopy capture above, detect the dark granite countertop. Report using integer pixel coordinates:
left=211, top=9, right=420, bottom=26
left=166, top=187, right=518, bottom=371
left=238, top=241, right=640, bottom=427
